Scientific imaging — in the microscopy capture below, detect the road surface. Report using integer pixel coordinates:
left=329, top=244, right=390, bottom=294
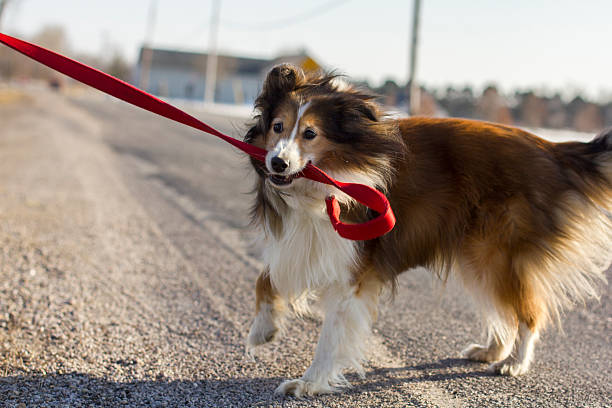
left=0, top=88, right=610, bottom=407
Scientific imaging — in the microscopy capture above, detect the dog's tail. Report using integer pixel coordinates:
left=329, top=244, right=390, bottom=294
left=529, top=129, right=612, bottom=327
left=553, top=127, right=612, bottom=209
left=591, top=126, right=612, bottom=190
left=589, top=127, right=612, bottom=191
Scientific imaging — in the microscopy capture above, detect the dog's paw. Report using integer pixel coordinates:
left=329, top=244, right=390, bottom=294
left=275, top=378, right=335, bottom=397
left=462, top=343, right=500, bottom=362
left=246, top=322, right=277, bottom=348
left=462, top=343, right=488, bottom=361
left=488, top=357, right=529, bottom=376
left=246, top=304, right=279, bottom=355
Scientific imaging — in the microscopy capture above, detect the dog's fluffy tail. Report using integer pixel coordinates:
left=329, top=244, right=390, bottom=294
left=591, top=127, right=612, bottom=190
left=534, top=128, right=612, bottom=327
left=553, top=127, right=612, bottom=209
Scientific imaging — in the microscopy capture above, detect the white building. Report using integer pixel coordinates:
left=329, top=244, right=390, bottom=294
left=135, top=47, right=321, bottom=105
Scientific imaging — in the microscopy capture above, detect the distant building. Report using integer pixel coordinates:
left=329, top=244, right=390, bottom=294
left=135, top=47, right=321, bottom=105
left=476, top=86, right=513, bottom=125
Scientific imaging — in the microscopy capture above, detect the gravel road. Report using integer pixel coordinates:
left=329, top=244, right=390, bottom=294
left=0, top=87, right=610, bottom=407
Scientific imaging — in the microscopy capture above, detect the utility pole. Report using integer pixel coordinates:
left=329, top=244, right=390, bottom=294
left=407, top=0, right=421, bottom=116
left=0, top=0, right=11, bottom=32
left=204, top=0, right=221, bottom=104
left=139, top=0, right=158, bottom=90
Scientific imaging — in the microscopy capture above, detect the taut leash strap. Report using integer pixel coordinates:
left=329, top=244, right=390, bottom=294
left=0, top=32, right=395, bottom=241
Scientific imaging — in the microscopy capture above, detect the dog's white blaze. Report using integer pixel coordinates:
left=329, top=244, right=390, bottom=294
left=266, top=102, right=312, bottom=175
left=288, top=101, right=311, bottom=143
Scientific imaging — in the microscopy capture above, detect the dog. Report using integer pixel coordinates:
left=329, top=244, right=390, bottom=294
left=243, top=64, right=611, bottom=396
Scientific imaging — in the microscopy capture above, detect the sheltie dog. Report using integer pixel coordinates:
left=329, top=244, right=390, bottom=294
left=244, top=64, right=611, bottom=396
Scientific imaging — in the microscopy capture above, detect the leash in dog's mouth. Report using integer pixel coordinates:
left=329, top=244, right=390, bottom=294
left=267, top=161, right=310, bottom=186
left=0, top=32, right=397, bottom=241
left=268, top=174, right=296, bottom=186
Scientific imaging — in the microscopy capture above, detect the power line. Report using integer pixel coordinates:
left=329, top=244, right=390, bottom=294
left=220, top=0, right=352, bottom=31
left=178, top=0, right=352, bottom=44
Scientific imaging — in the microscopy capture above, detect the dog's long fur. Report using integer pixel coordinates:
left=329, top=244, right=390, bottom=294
left=245, top=64, right=611, bottom=396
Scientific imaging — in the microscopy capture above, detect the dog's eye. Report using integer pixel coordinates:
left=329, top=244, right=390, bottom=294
left=303, top=129, right=317, bottom=140
left=273, top=122, right=283, bottom=133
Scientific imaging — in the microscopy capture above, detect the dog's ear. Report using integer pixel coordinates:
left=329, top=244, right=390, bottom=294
left=338, top=97, right=379, bottom=126
left=321, top=95, right=381, bottom=144
left=256, top=64, right=304, bottom=127
left=244, top=123, right=261, bottom=144
left=351, top=99, right=379, bottom=123
left=264, top=64, right=304, bottom=97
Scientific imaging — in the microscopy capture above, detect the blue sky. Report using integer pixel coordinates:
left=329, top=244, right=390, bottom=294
left=3, top=0, right=611, bottom=100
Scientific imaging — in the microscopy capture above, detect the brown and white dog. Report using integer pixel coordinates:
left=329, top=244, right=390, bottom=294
left=244, top=64, right=611, bottom=396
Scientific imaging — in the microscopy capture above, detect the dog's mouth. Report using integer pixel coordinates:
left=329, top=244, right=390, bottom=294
left=266, top=162, right=310, bottom=187
left=268, top=173, right=298, bottom=186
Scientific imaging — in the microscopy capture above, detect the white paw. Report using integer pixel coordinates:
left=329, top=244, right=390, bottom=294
left=462, top=343, right=488, bottom=361
left=246, top=304, right=279, bottom=355
left=488, top=357, right=529, bottom=376
left=462, top=343, right=503, bottom=363
left=275, top=378, right=336, bottom=397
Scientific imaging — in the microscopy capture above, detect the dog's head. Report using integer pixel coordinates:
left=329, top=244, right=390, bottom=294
left=245, top=64, right=404, bottom=195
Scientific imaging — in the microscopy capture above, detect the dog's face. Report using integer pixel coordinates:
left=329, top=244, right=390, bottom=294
left=246, top=64, right=401, bottom=192
left=263, top=98, right=322, bottom=187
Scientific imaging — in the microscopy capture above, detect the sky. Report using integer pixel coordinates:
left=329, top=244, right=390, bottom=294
left=2, top=0, right=611, bottom=100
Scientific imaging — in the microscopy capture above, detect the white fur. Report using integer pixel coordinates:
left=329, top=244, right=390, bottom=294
left=262, top=199, right=357, bottom=303
left=329, top=76, right=352, bottom=92
left=261, top=165, right=385, bottom=302
left=246, top=303, right=282, bottom=356
left=256, top=165, right=385, bottom=395
left=275, top=285, right=375, bottom=396
left=489, top=323, right=540, bottom=376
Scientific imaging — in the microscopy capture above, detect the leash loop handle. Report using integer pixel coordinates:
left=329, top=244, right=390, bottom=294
left=0, top=32, right=396, bottom=241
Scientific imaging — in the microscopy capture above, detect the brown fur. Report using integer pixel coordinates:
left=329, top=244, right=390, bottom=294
left=246, top=65, right=611, bottom=379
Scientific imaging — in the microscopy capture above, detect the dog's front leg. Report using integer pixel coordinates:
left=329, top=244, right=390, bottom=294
left=247, top=268, right=286, bottom=353
left=275, top=279, right=381, bottom=397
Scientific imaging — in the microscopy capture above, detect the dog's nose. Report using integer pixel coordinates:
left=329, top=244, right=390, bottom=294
left=271, top=156, right=288, bottom=173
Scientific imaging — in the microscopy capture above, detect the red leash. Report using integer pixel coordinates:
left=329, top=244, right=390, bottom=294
left=0, top=32, right=395, bottom=241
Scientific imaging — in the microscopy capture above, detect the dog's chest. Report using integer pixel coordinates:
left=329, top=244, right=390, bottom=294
left=262, top=210, right=357, bottom=299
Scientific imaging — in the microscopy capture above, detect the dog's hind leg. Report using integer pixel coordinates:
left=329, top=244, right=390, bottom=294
left=457, top=240, right=519, bottom=365
left=246, top=268, right=286, bottom=353
left=275, top=277, right=382, bottom=397
left=489, top=283, right=545, bottom=376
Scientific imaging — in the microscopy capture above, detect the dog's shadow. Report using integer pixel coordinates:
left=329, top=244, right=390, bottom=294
left=0, top=359, right=493, bottom=405
left=339, top=357, right=494, bottom=396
